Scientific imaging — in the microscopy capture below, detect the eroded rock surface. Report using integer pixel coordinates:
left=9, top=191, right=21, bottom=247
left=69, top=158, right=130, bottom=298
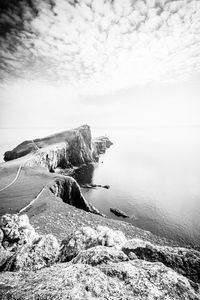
left=122, top=238, right=200, bottom=283
left=71, top=245, right=128, bottom=266
left=0, top=260, right=199, bottom=300
left=0, top=214, right=200, bottom=299
left=59, top=225, right=127, bottom=262
left=0, top=214, right=38, bottom=251
left=4, top=125, right=113, bottom=173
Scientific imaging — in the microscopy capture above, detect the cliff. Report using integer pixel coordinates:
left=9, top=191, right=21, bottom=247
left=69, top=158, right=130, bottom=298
left=4, top=125, right=113, bottom=172
left=1, top=125, right=199, bottom=299
left=0, top=214, right=199, bottom=299
left=0, top=125, right=112, bottom=217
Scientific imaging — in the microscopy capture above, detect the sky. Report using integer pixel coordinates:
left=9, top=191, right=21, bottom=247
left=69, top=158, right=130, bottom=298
left=0, top=0, right=200, bottom=129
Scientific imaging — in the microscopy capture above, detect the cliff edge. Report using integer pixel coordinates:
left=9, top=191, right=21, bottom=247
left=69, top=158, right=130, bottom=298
left=3, top=125, right=113, bottom=173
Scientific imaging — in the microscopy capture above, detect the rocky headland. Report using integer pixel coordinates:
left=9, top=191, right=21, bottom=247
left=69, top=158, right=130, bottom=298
left=0, top=125, right=200, bottom=299
left=0, top=125, right=112, bottom=216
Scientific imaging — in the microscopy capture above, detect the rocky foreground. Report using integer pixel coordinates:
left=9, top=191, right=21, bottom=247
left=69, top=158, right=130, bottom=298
left=0, top=213, right=200, bottom=300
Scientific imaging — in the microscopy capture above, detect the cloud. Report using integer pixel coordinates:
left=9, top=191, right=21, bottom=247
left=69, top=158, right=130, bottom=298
left=0, top=0, right=200, bottom=93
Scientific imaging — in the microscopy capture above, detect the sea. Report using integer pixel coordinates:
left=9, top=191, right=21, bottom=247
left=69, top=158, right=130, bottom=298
left=0, top=126, right=200, bottom=247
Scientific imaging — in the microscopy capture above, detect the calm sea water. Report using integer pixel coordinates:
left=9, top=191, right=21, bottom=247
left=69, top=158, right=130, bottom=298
left=75, top=126, right=200, bottom=247
left=1, top=126, right=200, bottom=246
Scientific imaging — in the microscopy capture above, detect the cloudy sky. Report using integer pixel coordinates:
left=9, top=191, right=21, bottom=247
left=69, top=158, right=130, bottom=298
left=0, top=0, right=200, bottom=129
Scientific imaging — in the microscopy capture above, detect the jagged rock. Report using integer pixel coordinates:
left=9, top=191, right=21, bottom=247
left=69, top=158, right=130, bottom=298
left=92, top=136, right=113, bottom=160
left=59, top=226, right=127, bottom=262
left=0, top=249, right=13, bottom=269
left=0, top=214, right=38, bottom=251
left=72, top=245, right=129, bottom=266
left=2, top=234, right=60, bottom=271
left=122, top=238, right=200, bottom=283
left=0, top=260, right=199, bottom=300
left=110, top=208, right=129, bottom=218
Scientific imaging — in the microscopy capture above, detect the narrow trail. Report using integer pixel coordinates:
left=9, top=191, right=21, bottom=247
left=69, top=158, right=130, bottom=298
left=0, top=164, right=23, bottom=192
left=0, top=140, right=40, bottom=193
left=19, top=187, right=45, bottom=214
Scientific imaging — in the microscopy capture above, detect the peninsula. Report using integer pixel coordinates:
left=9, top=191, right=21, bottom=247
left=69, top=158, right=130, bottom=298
left=0, top=125, right=199, bottom=299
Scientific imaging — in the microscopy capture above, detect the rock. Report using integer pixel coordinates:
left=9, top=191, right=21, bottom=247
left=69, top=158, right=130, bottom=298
left=122, top=238, right=200, bottom=283
left=0, top=260, right=199, bottom=299
left=110, top=208, right=129, bottom=218
left=81, top=183, right=110, bottom=189
left=0, top=214, right=38, bottom=251
left=72, top=245, right=128, bottom=266
left=0, top=217, right=200, bottom=299
left=0, top=249, right=13, bottom=270
left=59, top=226, right=127, bottom=262
left=4, top=125, right=112, bottom=174
left=2, top=234, right=60, bottom=271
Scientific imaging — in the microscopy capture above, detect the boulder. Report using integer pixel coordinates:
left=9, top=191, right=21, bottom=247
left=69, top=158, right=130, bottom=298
left=59, top=226, right=127, bottom=262
left=72, top=245, right=128, bottom=266
left=2, top=234, right=60, bottom=271
left=0, top=214, right=38, bottom=251
left=122, top=238, right=200, bottom=283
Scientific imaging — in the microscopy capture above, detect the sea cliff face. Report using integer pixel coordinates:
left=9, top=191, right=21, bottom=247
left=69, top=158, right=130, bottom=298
left=0, top=125, right=112, bottom=218
left=4, top=125, right=113, bottom=172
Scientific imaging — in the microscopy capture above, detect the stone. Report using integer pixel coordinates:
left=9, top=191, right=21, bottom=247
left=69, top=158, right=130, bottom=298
left=0, top=249, right=13, bottom=270
left=59, top=226, right=127, bottom=262
left=110, top=208, right=129, bottom=218
left=72, top=245, right=128, bottom=266
left=2, top=234, right=60, bottom=271
left=122, top=238, right=200, bottom=283
left=0, top=260, right=199, bottom=299
left=0, top=214, right=38, bottom=251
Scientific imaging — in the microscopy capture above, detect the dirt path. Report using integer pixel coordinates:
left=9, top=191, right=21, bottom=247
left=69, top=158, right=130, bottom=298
left=0, top=141, right=40, bottom=192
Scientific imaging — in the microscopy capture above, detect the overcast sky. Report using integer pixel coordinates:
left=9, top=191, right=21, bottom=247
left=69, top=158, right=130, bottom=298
left=0, top=0, right=200, bottom=129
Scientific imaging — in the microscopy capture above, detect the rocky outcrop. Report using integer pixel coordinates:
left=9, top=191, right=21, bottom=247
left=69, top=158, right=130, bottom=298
left=0, top=214, right=38, bottom=252
left=110, top=208, right=129, bottom=218
left=71, top=245, right=128, bottom=265
left=0, top=261, right=199, bottom=300
left=81, top=183, right=110, bottom=189
left=0, top=214, right=59, bottom=272
left=92, top=136, right=113, bottom=160
left=59, top=226, right=127, bottom=262
left=48, top=176, right=105, bottom=216
left=122, top=238, right=200, bottom=283
left=0, top=214, right=199, bottom=300
left=4, top=125, right=113, bottom=173
left=3, top=234, right=60, bottom=271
